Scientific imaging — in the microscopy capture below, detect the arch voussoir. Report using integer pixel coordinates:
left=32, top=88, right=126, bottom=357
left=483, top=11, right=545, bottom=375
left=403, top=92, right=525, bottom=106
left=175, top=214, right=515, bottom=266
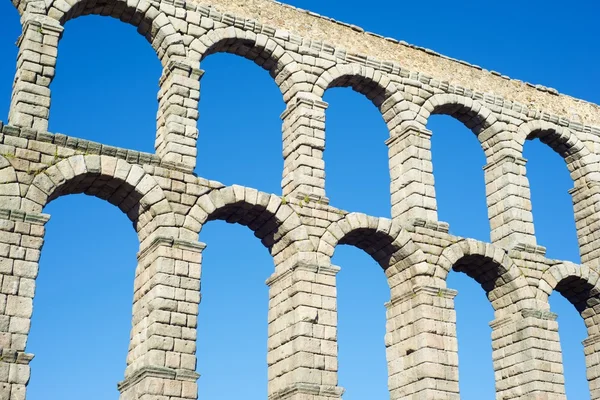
left=192, top=185, right=312, bottom=257
left=45, top=0, right=183, bottom=67
left=417, top=93, right=500, bottom=138
left=312, top=63, right=398, bottom=108
left=538, top=263, right=600, bottom=314
left=437, top=240, right=534, bottom=312
left=322, top=212, right=427, bottom=279
left=22, top=155, right=173, bottom=244
left=517, top=120, right=592, bottom=165
left=196, top=27, right=296, bottom=97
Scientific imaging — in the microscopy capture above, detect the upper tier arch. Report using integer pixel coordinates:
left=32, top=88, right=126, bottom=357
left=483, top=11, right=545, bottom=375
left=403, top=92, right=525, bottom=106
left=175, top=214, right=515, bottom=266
left=382, top=91, right=504, bottom=151
left=516, top=120, right=599, bottom=182
left=313, top=64, right=399, bottom=109
left=45, top=0, right=185, bottom=66
left=418, top=93, right=502, bottom=138
left=192, top=26, right=301, bottom=101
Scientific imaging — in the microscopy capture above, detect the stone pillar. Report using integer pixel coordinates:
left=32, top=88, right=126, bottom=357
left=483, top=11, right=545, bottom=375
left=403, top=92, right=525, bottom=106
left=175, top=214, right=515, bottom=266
left=9, top=14, right=62, bottom=132
left=119, top=236, right=204, bottom=400
left=583, top=333, right=600, bottom=399
left=490, top=309, right=565, bottom=400
left=155, top=60, right=203, bottom=171
left=385, top=285, right=459, bottom=399
left=265, top=262, right=344, bottom=400
left=281, top=93, right=328, bottom=203
left=570, top=182, right=600, bottom=268
left=484, top=155, right=540, bottom=250
left=387, top=126, right=437, bottom=224
left=0, top=209, right=49, bottom=400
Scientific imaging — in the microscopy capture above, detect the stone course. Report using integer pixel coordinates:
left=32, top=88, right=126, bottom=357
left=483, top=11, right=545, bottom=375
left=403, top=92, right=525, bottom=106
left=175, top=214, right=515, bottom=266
left=1, top=0, right=600, bottom=398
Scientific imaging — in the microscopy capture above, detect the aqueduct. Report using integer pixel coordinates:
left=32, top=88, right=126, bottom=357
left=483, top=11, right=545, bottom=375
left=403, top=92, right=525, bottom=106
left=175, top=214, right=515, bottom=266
left=1, top=0, right=600, bottom=398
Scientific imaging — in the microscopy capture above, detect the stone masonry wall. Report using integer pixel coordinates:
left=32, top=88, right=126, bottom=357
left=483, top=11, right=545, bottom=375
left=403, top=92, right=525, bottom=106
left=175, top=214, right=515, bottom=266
left=2, top=0, right=600, bottom=399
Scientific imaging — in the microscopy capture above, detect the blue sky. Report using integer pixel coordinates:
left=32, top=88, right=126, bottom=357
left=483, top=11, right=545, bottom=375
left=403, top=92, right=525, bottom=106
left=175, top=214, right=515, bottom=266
left=0, top=0, right=599, bottom=399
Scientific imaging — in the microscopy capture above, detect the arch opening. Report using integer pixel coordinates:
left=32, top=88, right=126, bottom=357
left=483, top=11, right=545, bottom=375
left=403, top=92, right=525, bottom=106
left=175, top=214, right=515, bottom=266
left=27, top=194, right=138, bottom=400
left=440, top=246, right=536, bottom=399
left=333, top=244, right=389, bottom=399
left=447, top=269, right=495, bottom=399
left=524, top=137, right=580, bottom=262
left=195, top=53, right=283, bottom=194
left=325, top=215, right=422, bottom=398
left=452, top=254, right=508, bottom=293
left=190, top=186, right=313, bottom=398
left=49, top=15, right=161, bottom=152
left=548, top=272, right=600, bottom=399
left=555, top=275, right=600, bottom=315
left=429, top=115, right=489, bottom=240
left=323, top=87, right=391, bottom=216
left=549, top=291, right=589, bottom=399
left=200, top=200, right=287, bottom=252
left=196, top=220, right=273, bottom=398
left=323, top=74, right=391, bottom=109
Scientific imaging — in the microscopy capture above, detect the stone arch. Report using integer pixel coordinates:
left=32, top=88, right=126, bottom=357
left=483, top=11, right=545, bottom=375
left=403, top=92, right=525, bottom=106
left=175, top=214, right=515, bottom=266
left=384, top=92, right=504, bottom=178
left=437, top=239, right=536, bottom=316
left=417, top=93, right=503, bottom=139
left=319, top=212, right=428, bottom=293
left=297, top=64, right=403, bottom=204
left=45, top=0, right=185, bottom=66
left=22, top=155, right=175, bottom=245
left=385, top=92, right=504, bottom=145
left=537, top=263, right=600, bottom=398
left=0, top=155, right=21, bottom=210
left=383, top=92, right=503, bottom=231
left=313, top=63, right=399, bottom=109
left=517, top=120, right=598, bottom=182
left=538, top=263, right=600, bottom=330
left=515, top=120, right=600, bottom=265
left=185, top=185, right=313, bottom=261
left=192, top=26, right=300, bottom=99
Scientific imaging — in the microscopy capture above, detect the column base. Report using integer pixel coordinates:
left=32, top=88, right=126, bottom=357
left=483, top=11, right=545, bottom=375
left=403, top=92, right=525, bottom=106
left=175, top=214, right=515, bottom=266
left=269, top=383, right=344, bottom=400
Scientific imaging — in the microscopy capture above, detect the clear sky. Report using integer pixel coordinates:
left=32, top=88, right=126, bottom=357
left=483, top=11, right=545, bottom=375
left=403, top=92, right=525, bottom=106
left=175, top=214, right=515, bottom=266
left=0, top=0, right=599, bottom=399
